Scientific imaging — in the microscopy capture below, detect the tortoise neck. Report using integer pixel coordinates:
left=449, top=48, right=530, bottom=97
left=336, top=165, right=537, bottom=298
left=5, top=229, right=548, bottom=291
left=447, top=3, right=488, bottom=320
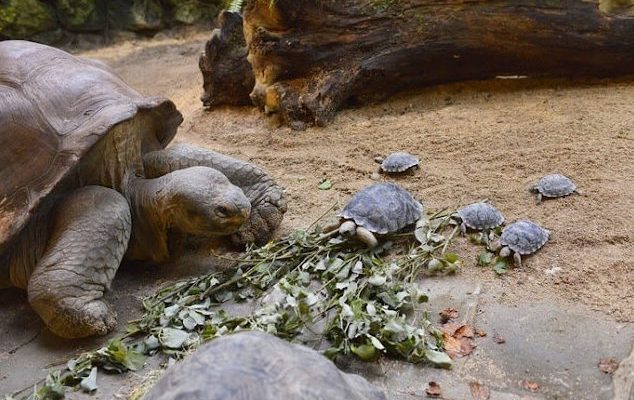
left=125, top=176, right=172, bottom=263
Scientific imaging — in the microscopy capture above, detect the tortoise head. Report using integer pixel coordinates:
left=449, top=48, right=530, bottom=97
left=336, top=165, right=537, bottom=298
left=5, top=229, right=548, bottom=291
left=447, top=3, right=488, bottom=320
left=161, top=166, right=251, bottom=236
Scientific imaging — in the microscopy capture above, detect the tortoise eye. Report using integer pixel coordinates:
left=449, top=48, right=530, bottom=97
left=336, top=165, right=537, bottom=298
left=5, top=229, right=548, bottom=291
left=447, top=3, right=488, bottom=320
left=216, top=206, right=229, bottom=217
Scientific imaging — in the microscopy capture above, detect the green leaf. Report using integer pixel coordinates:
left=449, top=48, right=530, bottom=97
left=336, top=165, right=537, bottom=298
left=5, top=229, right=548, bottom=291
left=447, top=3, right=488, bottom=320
left=493, top=259, right=508, bottom=275
left=427, top=259, right=443, bottom=272
left=368, top=275, right=387, bottom=286
left=478, top=251, right=494, bottom=266
left=80, top=367, right=98, bottom=393
left=351, top=344, right=379, bottom=361
left=106, top=339, right=145, bottom=371
left=182, top=316, right=198, bottom=331
left=323, top=347, right=341, bottom=360
left=163, top=304, right=180, bottom=318
left=144, top=335, right=160, bottom=351
left=414, top=226, right=427, bottom=245
left=468, top=233, right=483, bottom=244
left=318, top=179, right=332, bottom=190
left=368, top=335, right=385, bottom=350
left=443, top=253, right=460, bottom=263
left=160, top=328, right=190, bottom=349
left=425, top=349, right=452, bottom=369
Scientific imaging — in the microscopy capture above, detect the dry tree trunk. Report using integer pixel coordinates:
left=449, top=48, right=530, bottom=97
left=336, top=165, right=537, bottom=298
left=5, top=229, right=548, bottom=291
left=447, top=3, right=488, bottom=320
left=199, top=10, right=254, bottom=107
left=202, top=0, right=634, bottom=129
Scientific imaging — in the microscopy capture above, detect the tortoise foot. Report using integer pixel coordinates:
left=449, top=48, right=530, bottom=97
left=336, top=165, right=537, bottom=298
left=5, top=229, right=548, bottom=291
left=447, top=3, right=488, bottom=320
left=30, top=296, right=117, bottom=339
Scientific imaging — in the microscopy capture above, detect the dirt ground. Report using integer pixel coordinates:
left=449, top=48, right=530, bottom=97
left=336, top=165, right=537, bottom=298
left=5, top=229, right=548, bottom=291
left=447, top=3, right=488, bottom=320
left=79, top=30, right=633, bottom=324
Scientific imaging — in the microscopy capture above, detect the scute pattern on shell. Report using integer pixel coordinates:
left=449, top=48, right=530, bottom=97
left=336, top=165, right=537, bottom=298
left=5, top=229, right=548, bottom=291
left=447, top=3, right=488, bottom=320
left=534, top=174, right=577, bottom=197
left=380, top=151, right=419, bottom=173
left=500, top=220, right=550, bottom=255
left=144, top=331, right=387, bottom=400
left=457, top=202, right=505, bottom=230
left=339, top=182, right=422, bottom=234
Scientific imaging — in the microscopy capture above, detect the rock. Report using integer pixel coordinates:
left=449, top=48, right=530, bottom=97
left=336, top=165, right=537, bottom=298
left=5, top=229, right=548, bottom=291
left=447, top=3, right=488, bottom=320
left=0, top=0, right=58, bottom=39
left=108, top=0, right=164, bottom=32
left=56, top=0, right=106, bottom=32
left=168, top=0, right=220, bottom=25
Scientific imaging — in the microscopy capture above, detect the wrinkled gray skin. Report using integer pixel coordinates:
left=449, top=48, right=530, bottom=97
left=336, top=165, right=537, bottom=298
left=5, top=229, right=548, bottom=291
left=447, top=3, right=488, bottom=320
left=457, top=201, right=505, bottom=233
left=330, top=183, right=422, bottom=248
left=0, top=41, right=286, bottom=339
left=145, top=331, right=387, bottom=400
left=499, top=220, right=550, bottom=267
left=144, top=144, right=286, bottom=246
left=376, top=151, right=419, bottom=173
left=531, top=174, right=580, bottom=202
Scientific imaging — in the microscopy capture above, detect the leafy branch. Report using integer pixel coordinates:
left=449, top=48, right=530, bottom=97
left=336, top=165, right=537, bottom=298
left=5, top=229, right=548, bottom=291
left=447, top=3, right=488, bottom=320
left=9, top=209, right=462, bottom=399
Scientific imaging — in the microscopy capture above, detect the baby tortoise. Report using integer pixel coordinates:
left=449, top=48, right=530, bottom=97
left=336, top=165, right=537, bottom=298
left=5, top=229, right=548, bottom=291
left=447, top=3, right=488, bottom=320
left=326, top=183, right=422, bottom=248
left=374, top=151, right=420, bottom=173
left=531, top=174, right=581, bottom=202
left=456, top=201, right=505, bottom=233
left=499, top=220, right=550, bottom=267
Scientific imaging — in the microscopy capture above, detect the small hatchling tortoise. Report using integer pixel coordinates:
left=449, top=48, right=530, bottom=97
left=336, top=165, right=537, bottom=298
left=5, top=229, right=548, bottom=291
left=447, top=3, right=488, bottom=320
left=375, top=151, right=420, bottom=173
left=498, top=220, right=550, bottom=267
left=531, top=174, right=580, bottom=202
left=327, top=182, right=422, bottom=248
left=456, top=201, right=505, bottom=233
left=144, top=331, right=387, bottom=400
left=0, top=41, right=286, bottom=339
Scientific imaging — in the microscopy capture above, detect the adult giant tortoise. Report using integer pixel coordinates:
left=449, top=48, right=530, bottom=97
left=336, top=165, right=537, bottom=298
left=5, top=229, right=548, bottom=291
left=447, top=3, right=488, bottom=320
left=144, top=331, right=387, bottom=400
left=0, top=41, right=286, bottom=339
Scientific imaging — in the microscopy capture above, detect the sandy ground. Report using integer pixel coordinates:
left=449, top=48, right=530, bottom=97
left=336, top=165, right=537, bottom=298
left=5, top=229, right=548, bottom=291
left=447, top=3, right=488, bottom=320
left=79, top=31, right=633, bottom=323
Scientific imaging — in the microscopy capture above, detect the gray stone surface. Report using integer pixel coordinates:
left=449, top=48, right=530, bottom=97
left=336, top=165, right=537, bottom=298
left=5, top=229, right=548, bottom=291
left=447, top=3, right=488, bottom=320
left=1, top=269, right=632, bottom=399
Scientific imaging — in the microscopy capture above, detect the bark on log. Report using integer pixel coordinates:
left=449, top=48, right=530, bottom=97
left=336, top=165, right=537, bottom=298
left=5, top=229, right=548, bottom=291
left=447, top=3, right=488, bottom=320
left=199, top=10, right=254, bottom=107
left=237, top=0, right=634, bottom=128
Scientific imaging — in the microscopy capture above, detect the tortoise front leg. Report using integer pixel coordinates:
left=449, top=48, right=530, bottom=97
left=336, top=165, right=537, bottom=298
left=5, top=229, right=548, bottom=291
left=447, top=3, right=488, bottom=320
left=144, top=144, right=286, bottom=246
left=28, top=186, right=131, bottom=339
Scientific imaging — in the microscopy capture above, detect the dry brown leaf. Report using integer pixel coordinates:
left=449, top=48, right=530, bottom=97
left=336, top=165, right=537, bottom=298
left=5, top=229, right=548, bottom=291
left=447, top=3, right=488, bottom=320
left=469, top=381, right=491, bottom=400
left=439, top=307, right=459, bottom=322
left=492, top=333, right=506, bottom=344
left=443, top=333, right=474, bottom=358
left=459, top=337, right=474, bottom=356
left=521, top=379, right=540, bottom=392
left=443, top=333, right=462, bottom=358
left=598, top=358, right=620, bottom=374
left=425, top=381, right=442, bottom=397
left=455, top=324, right=475, bottom=338
left=441, top=322, right=461, bottom=336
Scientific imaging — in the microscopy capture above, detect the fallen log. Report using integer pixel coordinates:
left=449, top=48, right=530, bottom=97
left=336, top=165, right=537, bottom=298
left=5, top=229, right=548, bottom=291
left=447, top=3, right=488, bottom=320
left=234, top=0, right=634, bottom=128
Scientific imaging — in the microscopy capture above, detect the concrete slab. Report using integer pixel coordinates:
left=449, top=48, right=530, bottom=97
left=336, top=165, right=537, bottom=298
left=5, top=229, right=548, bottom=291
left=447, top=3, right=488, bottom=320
left=1, top=270, right=632, bottom=400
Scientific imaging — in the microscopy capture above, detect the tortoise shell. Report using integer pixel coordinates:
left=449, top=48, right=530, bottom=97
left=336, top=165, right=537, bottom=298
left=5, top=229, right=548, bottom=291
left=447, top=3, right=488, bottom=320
left=339, top=182, right=422, bottom=234
left=0, top=40, right=182, bottom=257
left=144, top=331, right=387, bottom=400
left=457, top=202, right=505, bottom=231
left=500, top=220, right=550, bottom=255
left=380, top=151, right=419, bottom=173
left=533, top=174, right=577, bottom=198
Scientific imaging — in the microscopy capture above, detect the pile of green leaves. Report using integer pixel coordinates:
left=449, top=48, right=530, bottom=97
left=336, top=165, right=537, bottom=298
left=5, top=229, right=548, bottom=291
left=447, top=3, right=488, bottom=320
left=9, top=209, right=462, bottom=399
